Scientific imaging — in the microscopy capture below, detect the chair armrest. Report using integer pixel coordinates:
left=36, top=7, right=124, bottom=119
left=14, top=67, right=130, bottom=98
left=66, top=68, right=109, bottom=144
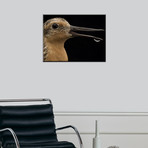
left=0, top=128, right=20, bottom=148
left=56, top=125, right=84, bottom=148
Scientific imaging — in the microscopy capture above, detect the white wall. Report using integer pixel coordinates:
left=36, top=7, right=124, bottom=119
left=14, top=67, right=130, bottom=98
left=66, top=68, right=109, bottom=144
left=0, top=0, right=148, bottom=112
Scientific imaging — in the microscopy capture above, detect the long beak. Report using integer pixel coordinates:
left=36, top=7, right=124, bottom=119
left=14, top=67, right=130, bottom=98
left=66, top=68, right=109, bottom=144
left=70, top=25, right=104, bottom=41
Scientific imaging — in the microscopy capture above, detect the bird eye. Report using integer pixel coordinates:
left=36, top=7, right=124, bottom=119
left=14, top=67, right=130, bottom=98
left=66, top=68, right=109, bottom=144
left=52, top=23, right=59, bottom=29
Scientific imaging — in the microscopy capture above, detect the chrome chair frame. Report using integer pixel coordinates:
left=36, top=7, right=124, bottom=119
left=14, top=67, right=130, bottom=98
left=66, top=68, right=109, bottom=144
left=0, top=98, right=84, bottom=148
left=56, top=125, right=83, bottom=148
left=0, top=128, right=20, bottom=148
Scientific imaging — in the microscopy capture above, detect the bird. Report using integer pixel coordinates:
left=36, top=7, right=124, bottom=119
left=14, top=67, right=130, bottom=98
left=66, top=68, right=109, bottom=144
left=43, top=17, right=104, bottom=62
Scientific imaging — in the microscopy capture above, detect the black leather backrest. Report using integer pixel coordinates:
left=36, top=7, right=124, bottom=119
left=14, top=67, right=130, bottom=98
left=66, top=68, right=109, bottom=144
left=0, top=104, right=57, bottom=146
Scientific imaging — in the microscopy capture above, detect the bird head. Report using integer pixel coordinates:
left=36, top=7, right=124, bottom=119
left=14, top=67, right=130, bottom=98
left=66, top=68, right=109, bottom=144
left=44, top=17, right=104, bottom=43
left=44, top=18, right=71, bottom=43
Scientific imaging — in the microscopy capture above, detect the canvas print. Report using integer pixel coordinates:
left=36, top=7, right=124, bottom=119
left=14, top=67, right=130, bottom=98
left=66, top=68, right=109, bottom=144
left=43, top=15, right=106, bottom=62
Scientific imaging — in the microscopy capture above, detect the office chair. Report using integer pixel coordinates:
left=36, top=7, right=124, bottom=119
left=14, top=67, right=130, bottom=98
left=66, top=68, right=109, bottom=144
left=0, top=99, right=83, bottom=148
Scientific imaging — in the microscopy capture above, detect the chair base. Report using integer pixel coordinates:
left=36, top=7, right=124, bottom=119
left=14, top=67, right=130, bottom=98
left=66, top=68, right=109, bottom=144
left=5, top=141, right=76, bottom=148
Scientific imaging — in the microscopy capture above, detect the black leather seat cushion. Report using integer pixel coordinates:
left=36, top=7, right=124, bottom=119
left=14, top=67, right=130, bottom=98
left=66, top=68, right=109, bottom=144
left=0, top=104, right=76, bottom=148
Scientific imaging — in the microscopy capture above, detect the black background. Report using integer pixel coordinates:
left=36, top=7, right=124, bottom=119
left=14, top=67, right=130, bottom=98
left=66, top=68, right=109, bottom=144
left=43, top=15, right=106, bottom=62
